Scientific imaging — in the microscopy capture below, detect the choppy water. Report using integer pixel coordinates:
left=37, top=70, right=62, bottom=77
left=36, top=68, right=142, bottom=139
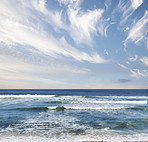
left=0, top=89, right=148, bottom=142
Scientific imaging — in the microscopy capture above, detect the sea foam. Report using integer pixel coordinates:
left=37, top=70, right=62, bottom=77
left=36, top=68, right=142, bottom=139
left=83, top=100, right=147, bottom=104
left=0, top=133, right=148, bottom=142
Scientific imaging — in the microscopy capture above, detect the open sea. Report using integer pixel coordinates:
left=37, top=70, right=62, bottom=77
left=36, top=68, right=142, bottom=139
left=0, top=89, right=148, bottom=142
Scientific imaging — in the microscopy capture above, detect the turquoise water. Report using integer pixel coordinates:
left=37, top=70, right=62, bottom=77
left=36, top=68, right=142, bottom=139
left=0, top=89, right=148, bottom=141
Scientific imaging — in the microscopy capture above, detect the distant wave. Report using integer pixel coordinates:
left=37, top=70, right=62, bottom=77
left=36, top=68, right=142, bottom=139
left=2, top=105, right=147, bottom=111
left=0, top=94, right=56, bottom=99
left=83, top=100, right=148, bottom=104
left=3, top=106, right=128, bottom=111
left=98, top=96, right=148, bottom=99
left=0, top=106, right=128, bottom=111
left=47, top=106, right=129, bottom=110
left=0, top=94, right=147, bottom=101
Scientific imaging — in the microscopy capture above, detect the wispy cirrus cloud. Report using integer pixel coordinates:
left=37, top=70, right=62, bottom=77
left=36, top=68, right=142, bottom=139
left=118, top=63, right=129, bottom=70
left=140, top=57, right=148, bottom=66
left=124, top=10, right=148, bottom=48
left=0, top=0, right=106, bottom=64
left=129, top=55, right=138, bottom=62
left=32, top=0, right=67, bottom=30
left=115, top=0, right=143, bottom=25
left=67, top=2, right=104, bottom=45
left=59, top=0, right=110, bottom=45
left=118, top=63, right=148, bottom=79
left=58, top=0, right=80, bottom=6
left=130, top=69, right=146, bottom=78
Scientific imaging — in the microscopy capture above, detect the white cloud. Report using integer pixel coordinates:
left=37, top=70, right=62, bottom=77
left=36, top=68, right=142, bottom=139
left=104, top=49, right=109, bottom=55
left=64, top=0, right=111, bottom=45
left=124, top=10, right=148, bottom=47
left=58, top=0, right=80, bottom=6
left=140, top=57, right=148, bottom=66
left=129, top=55, right=138, bottom=62
left=118, top=63, right=148, bottom=79
left=117, top=0, right=143, bottom=25
left=32, top=0, right=67, bottom=30
left=104, top=0, right=112, bottom=9
left=130, top=0, right=143, bottom=9
left=58, top=37, right=107, bottom=63
left=126, top=61, right=130, bottom=65
left=67, top=4, right=104, bottom=45
left=0, top=0, right=106, bottom=64
left=118, top=63, right=128, bottom=70
left=98, top=18, right=110, bottom=37
left=130, top=69, right=146, bottom=78
left=124, top=27, right=129, bottom=32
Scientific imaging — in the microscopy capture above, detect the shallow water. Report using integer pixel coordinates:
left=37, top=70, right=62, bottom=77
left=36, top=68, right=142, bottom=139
left=0, top=89, right=148, bottom=141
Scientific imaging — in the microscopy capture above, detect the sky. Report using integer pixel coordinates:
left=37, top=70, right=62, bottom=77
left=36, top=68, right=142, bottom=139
left=0, top=0, right=148, bottom=89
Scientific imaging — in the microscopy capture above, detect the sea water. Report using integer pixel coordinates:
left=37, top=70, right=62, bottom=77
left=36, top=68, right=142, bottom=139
left=0, top=89, right=148, bottom=142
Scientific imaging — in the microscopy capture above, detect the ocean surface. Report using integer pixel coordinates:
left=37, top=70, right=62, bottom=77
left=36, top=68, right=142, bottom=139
left=0, top=89, right=148, bottom=142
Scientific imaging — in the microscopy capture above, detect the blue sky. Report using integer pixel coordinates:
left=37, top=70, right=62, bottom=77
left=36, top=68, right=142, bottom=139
left=0, top=0, right=148, bottom=89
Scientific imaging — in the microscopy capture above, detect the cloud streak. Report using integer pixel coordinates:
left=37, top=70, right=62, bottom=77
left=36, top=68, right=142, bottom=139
left=124, top=10, right=148, bottom=47
left=118, top=63, right=148, bottom=79
left=116, top=0, right=143, bottom=25
left=140, top=57, right=148, bottom=66
left=129, top=55, right=138, bottom=62
left=130, top=69, right=146, bottom=78
left=67, top=1, right=104, bottom=45
left=0, top=0, right=106, bottom=64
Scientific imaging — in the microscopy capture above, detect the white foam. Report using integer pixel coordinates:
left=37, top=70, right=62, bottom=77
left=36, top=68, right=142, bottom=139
left=83, top=100, right=147, bottom=104
left=0, top=133, right=148, bottom=142
left=47, top=106, right=128, bottom=110
left=47, top=106, right=57, bottom=109
left=100, top=96, right=148, bottom=99
left=0, top=95, right=56, bottom=98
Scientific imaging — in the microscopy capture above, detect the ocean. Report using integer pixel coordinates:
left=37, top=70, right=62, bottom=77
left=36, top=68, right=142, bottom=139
left=0, top=89, right=148, bottom=142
